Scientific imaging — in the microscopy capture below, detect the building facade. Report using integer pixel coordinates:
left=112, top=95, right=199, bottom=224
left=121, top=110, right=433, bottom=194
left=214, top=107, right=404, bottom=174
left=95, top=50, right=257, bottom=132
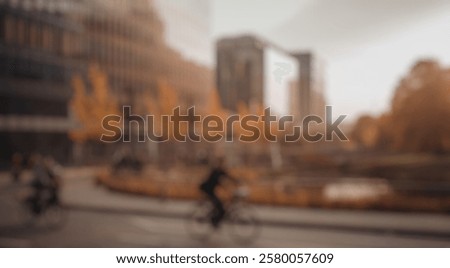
left=216, top=35, right=265, bottom=112
left=0, top=0, right=84, bottom=163
left=80, top=0, right=212, bottom=112
left=80, top=0, right=164, bottom=106
left=291, top=52, right=326, bottom=119
left=0, top=0, right=213, bottom=164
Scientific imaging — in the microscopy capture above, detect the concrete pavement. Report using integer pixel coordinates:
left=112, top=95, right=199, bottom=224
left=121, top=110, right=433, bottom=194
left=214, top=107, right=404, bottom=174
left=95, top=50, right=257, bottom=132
left=1, top=168, right=450, bottom=247
left=62, top=173, right=450, bottom=240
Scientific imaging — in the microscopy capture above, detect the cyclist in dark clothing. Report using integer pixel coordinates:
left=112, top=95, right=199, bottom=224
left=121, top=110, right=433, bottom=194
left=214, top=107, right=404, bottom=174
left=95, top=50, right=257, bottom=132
left=27, top=155, right=60, bottom=214
left=199, top=158, right=237, bottom=228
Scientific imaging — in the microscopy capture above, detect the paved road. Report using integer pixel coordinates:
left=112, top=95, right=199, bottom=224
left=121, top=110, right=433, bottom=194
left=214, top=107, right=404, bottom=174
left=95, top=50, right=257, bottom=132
left=1, top=168, right=450, bottom=247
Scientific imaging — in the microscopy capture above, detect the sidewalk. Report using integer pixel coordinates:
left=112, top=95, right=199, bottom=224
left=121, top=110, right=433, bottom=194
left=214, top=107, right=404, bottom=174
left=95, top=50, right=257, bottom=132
left=61, top=176, right=450, bottom=239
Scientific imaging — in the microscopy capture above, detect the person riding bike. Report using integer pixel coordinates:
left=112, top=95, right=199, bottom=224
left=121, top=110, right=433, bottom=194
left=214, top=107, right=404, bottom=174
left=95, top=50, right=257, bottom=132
left=27, top=155, right=60, bottom=215
left=199, top=158, right=238, bottom=228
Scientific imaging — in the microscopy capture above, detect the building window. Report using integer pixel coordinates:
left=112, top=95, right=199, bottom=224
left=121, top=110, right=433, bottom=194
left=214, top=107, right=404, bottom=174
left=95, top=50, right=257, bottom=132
left=42, top=25, right=54, bottom=51
left=61, top=32, right=70, bottom=56
left=56, top=30, right=63, bottom=55
left=29, top=23, right=39, bottom=48
left=0, top=15, right=4, bottom=42
left=16, top=18, right=26, bottom=46
left=4, top=15, right=15, bottom=44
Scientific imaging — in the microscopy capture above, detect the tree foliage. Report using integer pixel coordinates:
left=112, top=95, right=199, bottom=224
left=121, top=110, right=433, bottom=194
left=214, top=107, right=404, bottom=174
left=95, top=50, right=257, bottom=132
left=352, top=60, right=450, bottom=153
left=70, top=65, right=119, bottom=143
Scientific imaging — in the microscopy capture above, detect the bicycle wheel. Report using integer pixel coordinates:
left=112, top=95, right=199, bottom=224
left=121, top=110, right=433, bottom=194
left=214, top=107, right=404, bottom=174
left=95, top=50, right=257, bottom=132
left=41, top=205, right=67, bottom=229
left=185, top=202, right=214, bottom=241
left=17, top=202, right=35, bottom=227
left=227, top=205, right=261, bottom=245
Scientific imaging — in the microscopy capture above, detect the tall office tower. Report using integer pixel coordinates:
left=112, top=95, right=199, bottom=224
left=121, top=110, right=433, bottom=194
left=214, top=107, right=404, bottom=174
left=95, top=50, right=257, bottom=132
left=216, top=35, right=300, bottom=117
left=216, top=35, right=265, bottom=112
left=291, top=52, right=326, bottom=119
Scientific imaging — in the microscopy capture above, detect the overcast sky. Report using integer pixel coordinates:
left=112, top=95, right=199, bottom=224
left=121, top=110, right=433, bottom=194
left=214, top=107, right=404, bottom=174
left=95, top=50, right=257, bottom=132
left=211, top=0, right=450, bottom=121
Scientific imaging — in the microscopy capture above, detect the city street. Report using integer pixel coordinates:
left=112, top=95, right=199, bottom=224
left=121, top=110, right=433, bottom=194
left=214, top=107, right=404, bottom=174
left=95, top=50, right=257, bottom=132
left=1, top=168, right=450, bottom=248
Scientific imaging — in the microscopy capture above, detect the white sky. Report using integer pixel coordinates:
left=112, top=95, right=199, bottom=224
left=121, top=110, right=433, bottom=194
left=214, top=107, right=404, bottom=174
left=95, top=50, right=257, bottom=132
left=264, top=48, right=299, bottom=116
left=211, top=0, right=450, bottom=121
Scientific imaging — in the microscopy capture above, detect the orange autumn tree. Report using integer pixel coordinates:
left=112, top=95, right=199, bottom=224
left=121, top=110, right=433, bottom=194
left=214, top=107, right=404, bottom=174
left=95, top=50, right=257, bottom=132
left=201, top=88, right=229, bottom=138
left=70, top=65, right=120, bottom=143
left=206, top=88, right=228, bottom=119
left=387, top=60, right=450, bottom=152
left=202, top=90, right=279, bottom=143
left=236, top=101, right=269, bottom=143
left=240, top=103, right=282, bottom=143
left=352, top=60, right=450, bottom=153
left=143, top=91, right=161, bottom=137
left=351, top=115, right=380, bottom=149
left=156, top=79, right=179, bottom=139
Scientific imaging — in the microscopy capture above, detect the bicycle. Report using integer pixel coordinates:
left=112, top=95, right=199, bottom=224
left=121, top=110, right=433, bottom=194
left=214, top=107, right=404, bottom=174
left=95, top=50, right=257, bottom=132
left=185, top=186, right=261, bottom=245
left=15, top=188, right=67, bottom=229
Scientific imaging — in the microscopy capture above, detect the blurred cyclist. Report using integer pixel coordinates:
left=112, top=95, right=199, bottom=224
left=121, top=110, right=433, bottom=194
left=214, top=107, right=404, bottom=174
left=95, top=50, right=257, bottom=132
left=199, top=157, right=238, bottom=228
left=27, top=155, right=61, bottom=214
